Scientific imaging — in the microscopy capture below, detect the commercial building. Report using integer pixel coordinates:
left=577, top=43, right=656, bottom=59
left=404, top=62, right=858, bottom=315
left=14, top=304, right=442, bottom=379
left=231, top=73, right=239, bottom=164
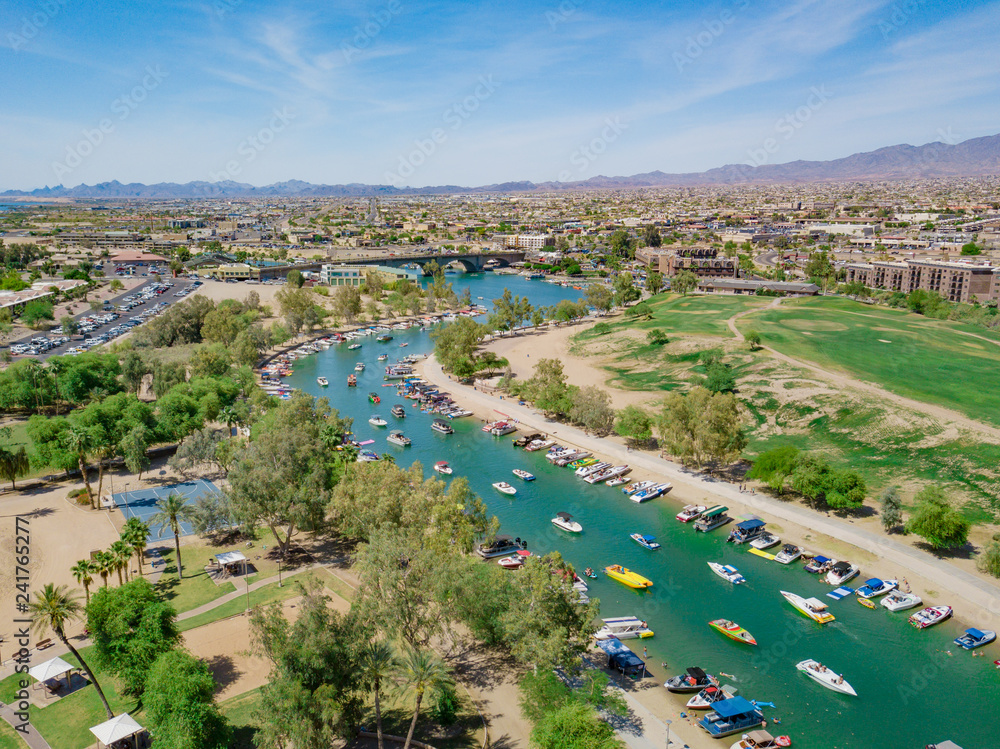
left=491, top=234, right=555, bottom=251
left=844, top=259, right=998, bottom=303
left=320, top=264, right=419, bottom=287
left=648, top=247, right=738, bottom=279
left=697, top=279, right=819, bottom=297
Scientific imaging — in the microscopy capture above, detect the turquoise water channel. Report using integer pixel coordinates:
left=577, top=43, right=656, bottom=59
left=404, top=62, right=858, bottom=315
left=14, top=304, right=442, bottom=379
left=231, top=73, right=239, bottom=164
left=286, top=274, right=999, bottom=749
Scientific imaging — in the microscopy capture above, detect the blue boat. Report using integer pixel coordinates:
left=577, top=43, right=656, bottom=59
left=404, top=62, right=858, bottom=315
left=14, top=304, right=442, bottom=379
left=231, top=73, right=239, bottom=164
left=596, top=638, right=647, bottom=678
left=954, top=628, right=997, bottom=650
left=697, top=696, right=765, bottom=738
left=630, top=533, right=661, bottom=551
left=727, top=518, right=766, bottom=544
left=856, top=578, right=898, bottom=599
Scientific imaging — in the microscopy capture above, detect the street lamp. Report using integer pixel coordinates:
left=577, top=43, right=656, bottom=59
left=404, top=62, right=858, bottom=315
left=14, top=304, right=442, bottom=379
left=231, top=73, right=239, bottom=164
left=278, top=557, right=283, bottom=587
left=665, top=719, right=672, bottom=748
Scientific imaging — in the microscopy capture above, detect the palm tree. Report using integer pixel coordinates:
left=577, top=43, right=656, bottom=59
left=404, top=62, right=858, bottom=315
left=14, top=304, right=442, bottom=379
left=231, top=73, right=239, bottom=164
left=120, top=518, right=150, bottom=577
left=109, top=541, right=132, bottom=585
left=0, top=445, right=30, bottom=490
left=149, top=494, right=194, bottom=579
left=29, top=583, right=114, bottom=719
left=62, top=426, right=96, bottom=508
left=393, top=647, right=454, bottom=749
left=69, top=560, right=96, bottom=605
left=360, top=642, right=397, bottom=749
left=94, top=551, right=114, bottom=588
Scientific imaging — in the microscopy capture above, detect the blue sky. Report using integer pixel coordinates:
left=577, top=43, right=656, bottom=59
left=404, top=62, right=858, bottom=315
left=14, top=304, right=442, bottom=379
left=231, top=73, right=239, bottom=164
left=2, top=0, right=999, bottom=189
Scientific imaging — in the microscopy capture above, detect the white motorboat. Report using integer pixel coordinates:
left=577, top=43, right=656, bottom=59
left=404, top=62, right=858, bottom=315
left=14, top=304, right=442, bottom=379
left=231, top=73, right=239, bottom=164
left=433, top=461, right=453, bottom=475
left=368, top=415, right=388, bottom=427
left=676, top=504, right=707, bottom=522
left=575, top=461, right=610, bottom=478
left=584, top=464, right=631, bottom=484
left=497, top=550, right=532, bottom=569
left=354, top=362, right=366, bottom=372
left=551, top=512, right=582, bottom=533
left=687, top=683, right=736, bottom=709
left=749, top=532, right=780, bottom=551
left=386, top=430, right=411, bottom=447
left=881, top=590, right=922, bottom=611
left=664, top=666, right=714, bottom=693
left=708, top=562, right=745, bottom=585
left=431, top=418, right=454, bottom=434
left=512, top=469, right=535, bottom=481
left=825, top=561, right=860, bottom=586
left=795, top=659, right=857, bottom=696
left=476, top=535, right=527, bottom=559
left=377, top=353, right=388, bottom=361
left=593, top=616, right=654, bottom=641
left=909, top=605, right=952, bottom=629
left=524, top=438, right=555, bottom=452
left=856, top=578, right=898, bottom=599
left=728, top=730, right=792, bottom=749
left=623, top=480, right=656, bottom=495
left=605, top=476, right=630, bottom=487
left=555, top=450, right=590, bottom=466
left=316, top=377, right=329, bottom=387
left=781, top=591, right=835, bottom=624
left=630, top=482, right=671, bottom=503
left=493, top=481, right=517, bottom=495
left=630, top=533, right=661, bottom=550
left=348, top=343, right=362, bottom=350
left=773, top=544, right=802, bottom=564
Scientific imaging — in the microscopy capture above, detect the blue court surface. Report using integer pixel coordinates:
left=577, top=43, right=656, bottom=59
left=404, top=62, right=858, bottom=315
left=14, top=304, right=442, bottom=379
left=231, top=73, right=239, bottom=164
left=112, top=479, right=220, bottom=540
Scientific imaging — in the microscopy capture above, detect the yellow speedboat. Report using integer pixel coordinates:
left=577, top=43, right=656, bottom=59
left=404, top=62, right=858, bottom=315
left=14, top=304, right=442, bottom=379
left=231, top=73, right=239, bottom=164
left=604, top=565, right=653, bottom=589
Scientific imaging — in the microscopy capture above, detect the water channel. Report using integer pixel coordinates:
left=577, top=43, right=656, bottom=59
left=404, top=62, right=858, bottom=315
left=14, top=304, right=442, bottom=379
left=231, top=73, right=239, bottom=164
left=284, top=273, right=998, bottom=749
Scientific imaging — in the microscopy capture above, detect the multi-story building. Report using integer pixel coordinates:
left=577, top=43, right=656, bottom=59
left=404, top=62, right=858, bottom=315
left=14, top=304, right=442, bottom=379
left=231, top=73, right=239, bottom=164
left=844, top=259, right=998, bottom=303
left=648, top=247, right=738, bottom=279
left=491, top=234, right=554, bottom=251
left=320, top=264, right=419, bottom=287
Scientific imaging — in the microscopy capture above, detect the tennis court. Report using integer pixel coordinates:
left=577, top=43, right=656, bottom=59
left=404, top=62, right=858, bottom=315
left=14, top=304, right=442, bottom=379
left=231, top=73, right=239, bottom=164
left=112, top=479, right=220, bottom=540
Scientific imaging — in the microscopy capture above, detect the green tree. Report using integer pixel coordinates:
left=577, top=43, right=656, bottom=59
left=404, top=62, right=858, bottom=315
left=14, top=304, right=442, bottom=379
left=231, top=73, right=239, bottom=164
left=93, top=550, right=115, bottom=588
left=531, top=701, right=622, bottom=749
left=120, top=351, right=149, bottom=393
left=430, top=316, right=488, bottom=374
left=671, top=269, right=698, bottom=296
left=612, top=272, right=640, bottom=307
left=21, top=299, right=55, bottom=326
left=523, top=358, right=574, bottom=417
left=393, top=647, right=455, bottom=749
left=643, top=225, right=661, bottom=248
left=29, top=583, right=114, bottom=718
left=879, top=486, right=903, bottom=533
left=286, top=269, right=305, bottom=287
left=144, top=649, right=231, bottom=749
left=608, top=229, right=633, bottom=259
left=702, top=354, right=735, bottom=393
left=977, top=540, right=1000, bottom=579
left=746, top=445, right=799, bottom=493
left=121, top=517, right=150, bottom=577
left=63, top=425, right=98, bottom=508
left=646, top=328, right=668, bottom=346
left=70, top=559, right=96, bottom=606
left=359, top=643, right=397, bottom=749
left=0, top=440, right=29, bottom=489
left=584, top=284, right=613, bottom=315
left=614, top=405, right=652, bottom=446
left=109, top=540, right=133, bottom=585
left=745, top=330, right=762, bottom=350
left=906, top=485, right=970, bottom=549
left=960, top=242, right=983, bottom=255
left=657, top=386, right=746, bottom=468
left=569, top=385, right=616, bottom=435
left=332, top=284, right=363, bottom=324
left=60, top=315, right=79, bottom=337
left=150, top=494, right=196, bottom=578
left=87, top=578, right=180, bottom=696
left=646, top=270, right=664, bottom=295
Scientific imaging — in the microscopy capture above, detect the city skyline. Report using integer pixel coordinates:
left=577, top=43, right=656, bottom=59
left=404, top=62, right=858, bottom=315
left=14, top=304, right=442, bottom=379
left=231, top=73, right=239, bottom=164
left=2, top=0, right=999, bottom=190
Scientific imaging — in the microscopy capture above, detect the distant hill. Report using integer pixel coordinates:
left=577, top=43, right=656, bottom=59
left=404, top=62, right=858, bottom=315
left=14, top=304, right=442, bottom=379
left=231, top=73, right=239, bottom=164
left=5, top=133, right=999, bottom=198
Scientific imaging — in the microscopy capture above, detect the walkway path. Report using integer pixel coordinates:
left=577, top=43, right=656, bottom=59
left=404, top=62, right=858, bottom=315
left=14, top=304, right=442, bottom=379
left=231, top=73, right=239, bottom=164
left=0, top=704, right=50, bottom=749
left=421, top=355, right=1000, bottom=617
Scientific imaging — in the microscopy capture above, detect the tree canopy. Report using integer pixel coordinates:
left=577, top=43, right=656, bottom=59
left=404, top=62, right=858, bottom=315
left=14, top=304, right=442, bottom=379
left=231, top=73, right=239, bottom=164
left=906, top=485, right=970, bottom=549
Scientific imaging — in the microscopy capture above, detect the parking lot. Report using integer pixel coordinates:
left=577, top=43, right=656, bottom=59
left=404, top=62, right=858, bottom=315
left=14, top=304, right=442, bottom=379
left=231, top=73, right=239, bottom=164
left=9, top=278, right=198, bottom=361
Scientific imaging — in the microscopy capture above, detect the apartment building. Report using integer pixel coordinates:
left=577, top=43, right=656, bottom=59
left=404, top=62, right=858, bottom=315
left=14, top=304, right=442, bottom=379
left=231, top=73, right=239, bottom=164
left=844, top=259, right=998, bottom=303
left=491, top=234, right=554, bottom=251
left=320, top=264, right=419, bottom=287
left=643, top=247, right=738, bottom=279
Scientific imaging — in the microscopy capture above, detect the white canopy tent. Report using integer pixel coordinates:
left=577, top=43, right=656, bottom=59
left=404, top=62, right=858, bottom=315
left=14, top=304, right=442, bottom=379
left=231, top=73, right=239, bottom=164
left=28, top=655, right=76, bottom=695
left=214, top=550, right=248, bottom=578
left=89, top=713, right=144, bottom=748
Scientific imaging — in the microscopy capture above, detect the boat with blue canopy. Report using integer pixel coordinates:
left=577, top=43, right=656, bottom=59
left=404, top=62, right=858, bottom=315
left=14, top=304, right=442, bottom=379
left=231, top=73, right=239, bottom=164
left=954, top=628, right=996, bottom=650
left=596, top=638, right=647, bottom=678
left=630, top=533, right=661, bottom=550
left=697, top=696, right=765, bottom=738
left=856, top=578, right=898, bottom=599
left=727, top=518, right=766, bottom=544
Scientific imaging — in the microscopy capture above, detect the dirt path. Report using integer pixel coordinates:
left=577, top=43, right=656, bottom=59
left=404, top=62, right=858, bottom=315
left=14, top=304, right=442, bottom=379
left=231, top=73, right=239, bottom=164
left=729, top=300, right=1000, bottom=442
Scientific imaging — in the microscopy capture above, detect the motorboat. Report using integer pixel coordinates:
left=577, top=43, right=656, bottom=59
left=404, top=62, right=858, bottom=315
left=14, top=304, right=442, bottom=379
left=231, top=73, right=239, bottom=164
left=606, top=476, right=630, bottom=487
left=555, top=450, right=590, bottom=466
left=369, top=392, right=381, bottom=404
left=490, top=421, right=517, bottom=436
left=774, top=544, right=802, bottom=564
left=317, top=377, right=329, bottom=387
left=688, top=683, right=736, bottom=710
left=355, top=362, right=366, bottom=371
left=347, top=374, right=357, bottom=387
left=729, top=729, right=792, bottom=749
left=433, top=461, right=453, bottom=475
left=514, top=433, right=544, bottom=448
left=585, top=464, right=632, bottom=484
left=604, top=565, right=653, bottom=589
left=694, top=506, right=732, bottom=532
left=708, top=563, right=746, bottom=585
left=368, top=415, right=388, bottom=427
left=575, top=461, right=610, bottom=478
left=377, top=354, right=389, bottom=361
left=676, top=504, right=707, bottom=522
left=569, top=456, right=598, bottom=469
left=512, top=469, right=535, bottom=481
left=881, top=590, right=922, bottom=611
left=795, top=659, right=857, bottom=696
left=551, top=512, right=583, bottom=533
left=348, top=343, right=361, bottom=350
left=630, top=533, right=661, bottom=551
left=524, top=438, right=556, bottom=452
left=391, top=404, right=406, bottom=418
left=750, top=532, right=780, bottom=551
left=825, top=561, right=860, bottom=586
left=804, top=555, right=833, bottom=574
left=630, top=482, right=671, bottom=503
left=594, top=616, right=654, bottom=641
left=431, top=418, right=454, bottom=434
left=954, top=628, right=997, bottom=650
left=697, top=697, right=764, bottom=738
left=781, top=591, right=835, bottom=624
left=476, top=535, right=527, bottom=559
left=376, top=334, right=393, bottom=342
left=357, top=449, right=380, bottom=462
left=497, top=550, right=532, bottom=569
left=856, top=578, right=898, bottom=599
left=623, top=480, right=656, bottom=495
left=709, top=619, right=757, bottom=645
left=493, top=481, right=517, bottom=495
left=909, top=605, right=953, bottom=629
left=728, top=519, right=767, bottom=545
left=386, top=430, right=411, bottom=447
left=664, top=667, right=714, bottom=693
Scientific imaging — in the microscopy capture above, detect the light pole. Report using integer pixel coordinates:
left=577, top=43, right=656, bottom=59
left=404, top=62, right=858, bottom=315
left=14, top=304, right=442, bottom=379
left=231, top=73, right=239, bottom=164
left=278, top=557, right=283, bottom=587
left=665, top=719, right=672, bottom=748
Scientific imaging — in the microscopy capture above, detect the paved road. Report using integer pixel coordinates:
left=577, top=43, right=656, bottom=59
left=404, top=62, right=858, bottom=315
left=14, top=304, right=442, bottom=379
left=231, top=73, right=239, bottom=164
left=10, top=278, right=196, bottom=361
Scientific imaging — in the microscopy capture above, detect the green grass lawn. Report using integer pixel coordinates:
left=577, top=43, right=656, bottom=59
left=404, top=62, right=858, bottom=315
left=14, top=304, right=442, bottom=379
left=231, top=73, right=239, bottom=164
left=219, top=688, right=262, bottom=749
left=0, top=719, right=29, bottom=749
left=738, top=296, right=1000, bottom=426
left=177, top=570, right=322, bottom=632
left=154, top=546, right=236, bottom=614
left=579, top=293, right=767, bottom=338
